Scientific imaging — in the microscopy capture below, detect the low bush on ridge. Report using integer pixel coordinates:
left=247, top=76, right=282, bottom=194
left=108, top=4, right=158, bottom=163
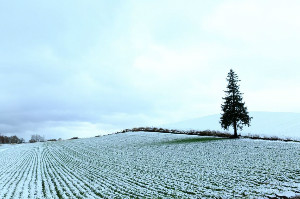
left=243, top=134, right=299, bottom=142
left=116, top=127, right=300, bottom=142
left=117, top=127, right=232, bottom=138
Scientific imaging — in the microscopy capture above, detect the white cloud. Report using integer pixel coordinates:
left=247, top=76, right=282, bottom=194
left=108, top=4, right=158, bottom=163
left=0, top=0, right=299, bottom=139
left=203, top=0, right=300, bottom=57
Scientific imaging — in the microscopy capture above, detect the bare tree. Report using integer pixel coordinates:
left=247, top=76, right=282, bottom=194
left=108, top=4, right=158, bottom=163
left=29, top=134, right=45, bottom=143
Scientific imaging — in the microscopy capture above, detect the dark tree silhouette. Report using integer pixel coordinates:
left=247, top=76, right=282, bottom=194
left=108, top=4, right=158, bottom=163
left=0, top=134, right=24, bottom=144
left=220, top=69, right=252, bottom=138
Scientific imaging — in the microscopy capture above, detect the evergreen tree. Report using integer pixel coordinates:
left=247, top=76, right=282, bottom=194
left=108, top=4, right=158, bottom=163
left=220, top=69, right=252, bottom=138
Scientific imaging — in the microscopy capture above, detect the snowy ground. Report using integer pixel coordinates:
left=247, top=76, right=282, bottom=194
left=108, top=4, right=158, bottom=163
left=0, top=132, right=299, bottom=198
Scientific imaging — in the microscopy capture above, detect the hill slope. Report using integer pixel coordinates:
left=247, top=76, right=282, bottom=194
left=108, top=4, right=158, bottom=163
left=163, top=112, right=300, bottom=139
left=0, top=132, right=299, bottom=198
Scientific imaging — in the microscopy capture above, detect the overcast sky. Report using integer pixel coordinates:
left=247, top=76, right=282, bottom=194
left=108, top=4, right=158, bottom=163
left=1, top=0, right=300, bottom=140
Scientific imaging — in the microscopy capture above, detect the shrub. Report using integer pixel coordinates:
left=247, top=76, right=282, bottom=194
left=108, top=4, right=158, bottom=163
left=114, top=127, right=300, bottom=142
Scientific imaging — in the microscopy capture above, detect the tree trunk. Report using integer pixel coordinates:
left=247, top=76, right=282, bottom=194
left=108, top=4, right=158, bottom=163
left=233, top=121, right=238, bottom=138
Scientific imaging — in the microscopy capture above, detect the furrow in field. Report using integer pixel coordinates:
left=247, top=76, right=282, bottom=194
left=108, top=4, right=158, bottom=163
left=63, top=142, right=197, bottom=197
left=40, top=148, right=59, bottom=199
left=0, top=149, right=36, bottom=198
left=45, top=142, right=143, bottom=198
left=45, top=143, right=111, bottom=198
left=12, top=149, right=41, bottom=199
left=52, top=141, right=172, bottom=198
left=42, top=148, right=78, bottom=198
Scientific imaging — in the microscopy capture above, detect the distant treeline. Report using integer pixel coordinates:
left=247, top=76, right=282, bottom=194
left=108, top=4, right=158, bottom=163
left=117, top=127, right=300, bottom=142
left=0, top=135, right=25, bottom=144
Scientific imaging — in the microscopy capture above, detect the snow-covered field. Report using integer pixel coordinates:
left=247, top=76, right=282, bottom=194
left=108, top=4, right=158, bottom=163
left=0, top=132, right=299, bottom=198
